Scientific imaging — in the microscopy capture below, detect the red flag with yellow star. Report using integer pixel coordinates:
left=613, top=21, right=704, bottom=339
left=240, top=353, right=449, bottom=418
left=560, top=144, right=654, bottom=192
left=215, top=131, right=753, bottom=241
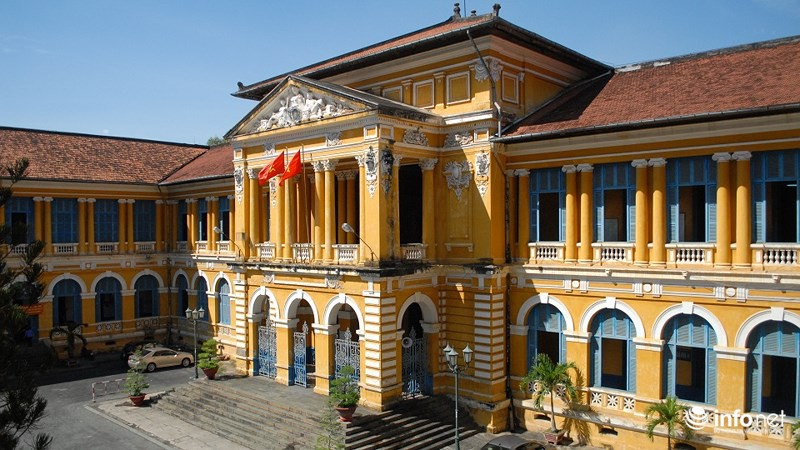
left=258, top=151, right=286, bottom=185
left=279, top=150, right=302, bottom=186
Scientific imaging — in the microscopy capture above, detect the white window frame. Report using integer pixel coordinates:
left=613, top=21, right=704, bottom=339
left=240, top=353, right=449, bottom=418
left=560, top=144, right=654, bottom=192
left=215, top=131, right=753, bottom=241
left=412, top=80, right=435, bottom=109
left=502, top=72, right=519, bottom=104
left=446, top=71, right=471, bottom=105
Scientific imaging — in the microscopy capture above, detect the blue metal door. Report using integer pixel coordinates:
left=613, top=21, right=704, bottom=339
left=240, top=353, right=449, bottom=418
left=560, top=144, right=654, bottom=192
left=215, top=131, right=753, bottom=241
left=258, top=319, right=277, bottom=378
left=293, top=322, right=308, bottom=387
left=334, top=329, right=360, bottom=380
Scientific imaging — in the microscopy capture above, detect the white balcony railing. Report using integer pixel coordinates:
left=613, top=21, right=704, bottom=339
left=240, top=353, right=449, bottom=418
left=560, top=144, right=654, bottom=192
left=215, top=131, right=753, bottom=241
left=52, top=243, right=78, bottom=255
left=592, top=242, right=634, bottom=263
left=217, top=241, right=230, bottom=253
left=666, top=242, right=715, bottom=265
left=754, top=243, right=799, bottom=266
left=176, top=241, right=188, bottom=252
left=96, top=242, right=118, bottom=254
left=292, top=243, right=313, bottom=263
left=528, top=242, right=565, bottom=262
left=135, top=241, right=155, bottom=253
left=401, top=243, right=426, bottom=261
left=257, top=242, right=276, bottom=260
left=195, top=241, right=207, bottom=252
left=334, top=244, right=358, bottom=263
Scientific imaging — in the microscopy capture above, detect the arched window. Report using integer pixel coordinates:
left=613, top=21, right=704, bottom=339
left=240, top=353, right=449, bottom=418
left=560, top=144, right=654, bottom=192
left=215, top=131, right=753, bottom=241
left=176, top=275, right=189, bottom=314
left=95, top=277, right=122, bottom=322
left=134, top=275, right=160, bottom=318
left=527, top=303, right=566, bottom=368
left=662, top=314, right=717, bottom=404
left=217, top=280, right=230, bottom=325
left=590, top=309, right=637, bottom=392
left=747, top=320, right=799, bottom=417
left=53, top=279, right=82, bottom=325
left=196, top=278, right=209, bottom=321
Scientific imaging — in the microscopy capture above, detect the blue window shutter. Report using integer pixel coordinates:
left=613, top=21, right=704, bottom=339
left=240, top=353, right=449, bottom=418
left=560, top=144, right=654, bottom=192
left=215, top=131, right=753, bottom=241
left=531, top=190, right=539, bottom=241
left=748, top=352, right=761, bottom=411
left=559, top=331, right=566, bottom=364
left=628, top=339, right=637, bottom=393
left=590, top=336, right=601, bottom=386
left=706, top=185, right=717, bottom=243
left=559, top=190, right=566, bottom=242
left=708, top=331, right=718, bottom=404
left=595, top=188, right=604, bottom=241
left=664, top=342, right=676, bottom=396
left=752, top=179, right=766, bottom=243
left=628, top=186, right=636, bottom=243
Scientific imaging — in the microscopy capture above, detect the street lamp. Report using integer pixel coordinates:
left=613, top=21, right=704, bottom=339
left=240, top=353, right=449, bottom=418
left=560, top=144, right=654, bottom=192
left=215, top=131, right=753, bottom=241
left=213, top=225, right=243, bottom=260
left=341, top=222, right=376, bottom=262
left=442, top=343, right=473, bottom=450
left=185, top=306, right=205, bottom=379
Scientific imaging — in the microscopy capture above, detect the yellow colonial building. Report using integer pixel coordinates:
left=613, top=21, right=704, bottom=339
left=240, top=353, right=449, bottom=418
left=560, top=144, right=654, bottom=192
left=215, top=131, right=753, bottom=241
left=3, top=4, right=799, bottom=448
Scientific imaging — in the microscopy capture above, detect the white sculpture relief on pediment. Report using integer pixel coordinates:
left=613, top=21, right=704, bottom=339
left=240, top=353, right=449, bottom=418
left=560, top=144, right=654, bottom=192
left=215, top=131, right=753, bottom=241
left=326, top=132, right=341, bottom=147
left=444, top=131, right=474, bottom=147
left=402, top=127, right=429, bottom=146
left=444, top=160, right=472, bottom=200
left=474, top=57, right=502, bottom=82
left=263, top=143, right=276, bottom=155
left=253, top=85, right=356, bottom=132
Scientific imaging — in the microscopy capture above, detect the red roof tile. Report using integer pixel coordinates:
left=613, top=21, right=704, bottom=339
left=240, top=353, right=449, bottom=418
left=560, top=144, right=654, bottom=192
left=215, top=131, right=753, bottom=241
left=0, top=127, right=207, bottom=184
left=163, top=143, right=234, bottom=184
left=503, top=37, right=800, bottom=140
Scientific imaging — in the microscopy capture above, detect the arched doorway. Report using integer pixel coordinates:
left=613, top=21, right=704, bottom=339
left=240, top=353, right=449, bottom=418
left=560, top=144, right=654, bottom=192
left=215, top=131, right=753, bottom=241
left=590, top=309, right=637, bottom=392
left=257, top=296, right=277, bottom=379
left=662, top=314, right=717, bottom=404
left=291, top=299, right=315, bottom=387
left=333, top=304, right=360, bottom=380
left=747, top=320, right=799, bottom=416
left=400, top=303, right=428, bottom=397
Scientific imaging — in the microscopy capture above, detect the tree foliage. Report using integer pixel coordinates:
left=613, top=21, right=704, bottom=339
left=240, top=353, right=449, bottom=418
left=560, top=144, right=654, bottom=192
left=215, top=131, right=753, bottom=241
left=206, top=136, right=227, bottom=146
left=519, top=353, right=579, bottom=432
left=0, top=158, right=52, bottom=450
left=645, top=396, right=693, bottom=450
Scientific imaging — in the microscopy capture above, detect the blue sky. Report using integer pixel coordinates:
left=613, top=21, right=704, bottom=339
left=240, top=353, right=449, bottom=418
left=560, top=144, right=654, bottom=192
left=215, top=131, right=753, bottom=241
left=1, top=0, right=798, bottom=145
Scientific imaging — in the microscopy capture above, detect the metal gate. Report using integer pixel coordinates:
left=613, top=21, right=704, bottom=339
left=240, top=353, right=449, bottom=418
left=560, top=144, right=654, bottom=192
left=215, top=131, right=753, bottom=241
left=334, top=328, right=360, bottom=380
left=258, top=319, right=277, bottom=378
left=402, top=328, right=427, bottom=397
left=292, top=321, right=308, bottom=387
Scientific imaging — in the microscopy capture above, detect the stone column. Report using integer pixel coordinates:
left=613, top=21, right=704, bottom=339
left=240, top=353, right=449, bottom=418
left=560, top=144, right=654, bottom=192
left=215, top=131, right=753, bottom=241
left=155, top=200, right=164, bottom=252
left=77, top=198, right=88, bottom=255
left=345, top=171, right=357, bottom=245
left=313, top=162, right=325, bottom=263
left=713, top=153, right=732, bottom=266
left=516, top=169, right=530, bottom=261
left=313, top=324, right=339, bottom=394
left=506, top=170, right=518, bottom=260
left=33, top=197, right=44, bottom=243
left=271, top=180, right=283, bottom=261
left=392, top=155, right=402, bottom=256
left=126, top=200, right=134, bottom=253
left=733, top=151, right=752, bottom=267
left=323, top=160, right=337, bottom=262
left=274, top=318, right=299, bottom=385
left=207, top=197, right=217, bottom=252
left=86, top=198, right=96, bottom=254
left=43, top=197, right=53, bottom=255
left=118, top=199, right=128, bottom=254
left=578, top=164, right=594, bottom=263
left=283, top=176, right=295, bottom=260
left=649, top=158, right=667, bottom=266
left=248, top=170, right=261, bottom=256
left=420, top=159, right=438, bottom=260
left=563, top=165, right=578, bottom=263
left=296, top=176, right=309, bottom=243
left=336, top=171, right=347, bottom=244
left=186, top=198, right=197, bottom=252
left=632, top=159, right=649, bottom=265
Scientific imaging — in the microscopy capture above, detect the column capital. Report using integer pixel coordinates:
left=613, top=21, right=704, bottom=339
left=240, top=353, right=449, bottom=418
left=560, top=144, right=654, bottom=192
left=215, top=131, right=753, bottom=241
left=185, top=198, right=197, bottom=204
left=33, top=197, right=44, bottom=202
left=419, top=158, right=438, bottom=171
left=127, top=199, right=136, bottom=204
left=322, top=159, right=337, bottom=172
left=648, top=158, right=667, bottom=167
left=312, top=161, right=325, bottom=172
left=576, top=163, right=594, bottom=173
left=732, top=151, right=752, bottom=161
left=42, top=197, right=53, bottom=202
left=205, top=196, right=218, bottom=202
left=118, top=199, right=127, bottom=204
left=513, top=169, right=529, bottom=177
left=712, top=152, right=732, bottom=162
left=226, top=194, right=235, bottom=200
left=631, top=159, right=649, bottom=169
left=77, top=198, right=88, bottom=203
left=155, top=199, right=165, bottom=205
left=166, top=200, right=178, bottom=205
left=247, top=168, right=259, bottom=179
left=561, top=164, right=577, bottom=174
left=86, top=198, right=96, bottom=203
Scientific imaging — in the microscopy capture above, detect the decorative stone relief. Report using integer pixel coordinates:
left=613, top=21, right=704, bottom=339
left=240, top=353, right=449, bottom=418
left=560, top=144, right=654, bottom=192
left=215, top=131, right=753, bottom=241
left=381, top=148, right=395, bottom=195
left=234, top=167, right=244, bottom=203
left=326, top=132, right=341, bottom=147
left=269, top=178, right=278, bottom=207
left=253, top=85, right=355, bottom=132
left=402, top=127, right=429, bottom=146
left=474, top=57, right=502, bottom=81
left=474, top=151, right=490, bottom=197
left=247, top=168, right=258, bottom=180
left=419, top=158, right=437, bottom=171
left=356, top=146, right=378, bottom=198
left=263, top=143, right=276, bottom=155
left=325, top=276, right=342, bottom=290
left=443, top=160, right=471, bottom=200
left=444, top=131, right=473, bottom=147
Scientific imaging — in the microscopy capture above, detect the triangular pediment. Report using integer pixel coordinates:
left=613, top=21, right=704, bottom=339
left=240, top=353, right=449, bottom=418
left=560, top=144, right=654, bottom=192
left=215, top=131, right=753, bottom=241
left=230, top=76, right=374, bottom=137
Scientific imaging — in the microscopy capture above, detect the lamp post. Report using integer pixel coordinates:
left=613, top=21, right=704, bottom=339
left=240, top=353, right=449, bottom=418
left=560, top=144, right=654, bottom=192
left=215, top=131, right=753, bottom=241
left=341, top=222, right=376, bottom=262
left=442, top=343, right=473, bottom=450
left=185, top=306, right=205, bottom=379
left=213, top=225, right=243, bottom=260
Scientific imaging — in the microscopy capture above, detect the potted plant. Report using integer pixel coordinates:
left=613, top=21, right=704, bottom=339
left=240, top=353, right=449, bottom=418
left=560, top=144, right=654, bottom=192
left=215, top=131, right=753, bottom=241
left=197, top=338, right=220, bottom=380
left=519, top=353, right=578, bottom=444
left=645, top=396, right=694, bottom=450
left=329, top=365, right=360, bottom=422
left=124, top=350, right=150, bottom=406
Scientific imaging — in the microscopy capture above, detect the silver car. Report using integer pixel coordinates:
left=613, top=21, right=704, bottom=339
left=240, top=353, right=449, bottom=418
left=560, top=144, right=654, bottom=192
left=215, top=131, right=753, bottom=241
left=128, top=346, right=194, bottom=372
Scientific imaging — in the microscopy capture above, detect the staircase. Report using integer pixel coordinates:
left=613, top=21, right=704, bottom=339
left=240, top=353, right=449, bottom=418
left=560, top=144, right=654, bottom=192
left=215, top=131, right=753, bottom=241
left=153, top=378, right=481, bottom=450
left=344, top=396, right=481, bottom=450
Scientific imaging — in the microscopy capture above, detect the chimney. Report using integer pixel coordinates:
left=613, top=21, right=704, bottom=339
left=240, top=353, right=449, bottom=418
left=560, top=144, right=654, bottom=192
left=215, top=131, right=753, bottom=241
left=453, top=3, right=461, bottom=19
left=492, top=3, right=501, bottom=17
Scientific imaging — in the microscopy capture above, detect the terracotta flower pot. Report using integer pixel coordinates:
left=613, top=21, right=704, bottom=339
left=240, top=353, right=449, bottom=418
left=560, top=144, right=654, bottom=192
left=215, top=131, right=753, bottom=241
left=544, top=429, right=565, bottom=445
left=129, top=394, right=146, bottom=407
left=202, top=367, right=218, bottom=380
left=334, top=405, right=357, bottom=422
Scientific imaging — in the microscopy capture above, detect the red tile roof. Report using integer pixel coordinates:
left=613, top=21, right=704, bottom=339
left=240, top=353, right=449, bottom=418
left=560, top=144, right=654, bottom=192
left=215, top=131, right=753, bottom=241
left=234, top=13, right=608, bottom=101
left=502, top=36, right=800, bottom=141
left=0, top=127, right=208, bottom=184
left=163, top=142, right=234, bottom=184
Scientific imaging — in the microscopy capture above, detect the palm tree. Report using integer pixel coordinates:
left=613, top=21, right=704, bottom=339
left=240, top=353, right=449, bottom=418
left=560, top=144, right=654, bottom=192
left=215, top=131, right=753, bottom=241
left=519, top=353, right=578, bottom=433
left=791, top=420, right=799, bottom=450
left=645, top=396, right=694, bottom=450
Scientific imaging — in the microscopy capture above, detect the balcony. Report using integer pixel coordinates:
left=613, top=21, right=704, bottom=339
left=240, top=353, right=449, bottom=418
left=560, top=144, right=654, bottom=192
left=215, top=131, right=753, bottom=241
left=256, top=242, right=276, bottom=259
left=528, top=242, right=565, bottom=263
left=666, top=242, right=715, bottom=265
left=753, top=243, right=799, bottom=266
left=592, top=242, right=634, bottom=263
left=96, top=242, right=118, bottom=254
left=135, top=241, right=155, bottom=253
left=52, top=243, right=78, bottom=255
left=401, top=243, right=426, bottom=261
left=334, top=244, right=358, bottom=263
